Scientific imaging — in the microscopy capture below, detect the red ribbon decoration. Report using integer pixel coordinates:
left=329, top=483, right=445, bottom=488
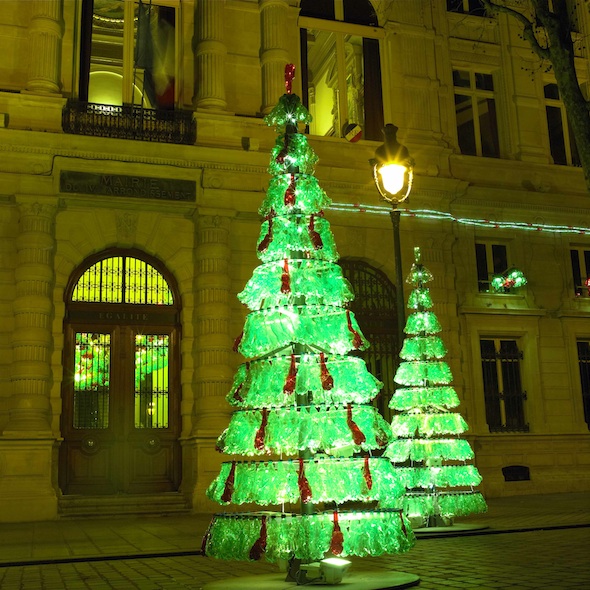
left=258, top=215, right=274, bottom=253
left=254, top=408, right=269, bottom=451
left=220, top=461, right=237, bottom=503
left=284, top=173, right=296, bottom=206
left=346, top=310, right=363, bottom=349
left=285, top=64, right=296, bottom=94
left=363, top=456, right=373, bottom=491
left=283, top=354, right=297, bottom=395
left=346, top=403, right=366, bottom=445
left=329, top=511, right=344, bottom=555
left=308, top=214, right=323, bottom=250
left=232, top=362, right=249, bottom=403
left=232, top=382, right=244, bottom=403
left=232, top=331, right=243, bottom=353
left=249, top=516, right=268, bottom=560
left=298, top=458, right=313, bottom=503
left=281, top=258, right=291, bottom=294
left=319, top=352, right=334, bottom=390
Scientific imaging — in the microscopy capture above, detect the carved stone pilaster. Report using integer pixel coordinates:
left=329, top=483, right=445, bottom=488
left=25, top=0, right=63, bottom=94
left=194, top=0, right=227, bottom=110
left=4, top=202, right=56, bottom=436
left=260, top=0, right=290, bottom=115
left=193, top=215, right=233, bottom=432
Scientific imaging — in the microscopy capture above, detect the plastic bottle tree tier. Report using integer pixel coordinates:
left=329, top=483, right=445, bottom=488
left=202, top=70, right=414, bottom=563
left=384, top=247, right=487, bottom=527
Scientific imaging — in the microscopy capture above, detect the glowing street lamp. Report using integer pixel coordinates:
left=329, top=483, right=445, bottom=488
left=370, top=124, right=414, bottom=352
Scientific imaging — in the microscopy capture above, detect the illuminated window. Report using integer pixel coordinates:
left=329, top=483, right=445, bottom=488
left=299, top=0, right=384, bottom=141
left=570, top=247, right=590, bottom=297
left=453, top=69, right=500, bottom=158
left=576, top=341, right=590, bottom=428
left=135, top=334, right=169, bottom=429
left=71, top=255, right=173, bottom=305
left=446, top=0, right=487, bottom=15
left=79, top=0, right=177, bottom=109
left=73, top=332, right=111, bottom=429
left=544, top=83, right=580, bottom=167
left=480, top=338, right=528, bottom=432
left=475, top=242, right=508, bottom=293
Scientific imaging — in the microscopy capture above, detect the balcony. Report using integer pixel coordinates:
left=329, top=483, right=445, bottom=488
left=62, top=101, right=196, bottom=145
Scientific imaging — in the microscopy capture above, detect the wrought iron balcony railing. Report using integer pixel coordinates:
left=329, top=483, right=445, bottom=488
left=62, top=101, right=196, bottom=145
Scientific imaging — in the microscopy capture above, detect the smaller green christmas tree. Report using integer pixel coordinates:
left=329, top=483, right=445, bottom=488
left=385, top=247, right=487, bottom=527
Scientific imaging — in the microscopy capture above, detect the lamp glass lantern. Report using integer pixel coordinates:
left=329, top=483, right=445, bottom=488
left=371, top=124, right=414, bottom=204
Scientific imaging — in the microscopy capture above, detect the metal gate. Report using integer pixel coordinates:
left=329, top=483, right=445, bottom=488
left=340, top=260, right=399, bottom=419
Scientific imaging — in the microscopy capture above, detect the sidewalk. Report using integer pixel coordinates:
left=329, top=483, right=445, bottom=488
left=0, top=492, right=587, bottom=589
left=0, top=492, right=587, bottom=566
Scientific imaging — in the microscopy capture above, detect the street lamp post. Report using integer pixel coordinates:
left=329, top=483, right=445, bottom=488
left=370, top=124, right=414, bottom=353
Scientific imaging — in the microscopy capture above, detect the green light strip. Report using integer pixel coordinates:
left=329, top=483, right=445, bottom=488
left=329, top=203, right=590, bottom=234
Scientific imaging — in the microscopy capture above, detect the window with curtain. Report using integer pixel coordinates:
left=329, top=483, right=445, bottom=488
left=544, top=83, right=580, bottom=167
left=570, top=247, right=590, bottom=297
left=475, top=242, right=508, bottom=293
left=299, top=0, right=384, bottom=141
left=480, top=338, right=528, bottom=432
left=79, top=0, right=177, bottom=109
left=453, top=69, right=500, bottom=158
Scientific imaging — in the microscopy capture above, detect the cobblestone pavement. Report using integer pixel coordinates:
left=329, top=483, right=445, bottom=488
left=0, top=527, right=588, bottom=589
left=0, top=493, right=588, bottom=589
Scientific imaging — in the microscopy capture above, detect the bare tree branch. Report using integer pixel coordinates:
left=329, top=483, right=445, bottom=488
left=481, top=0, right=550, bottom=60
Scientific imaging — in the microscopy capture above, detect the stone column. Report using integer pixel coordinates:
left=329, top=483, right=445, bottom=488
left=25, top=0, right=63, bottom=94
left=193, top=215, right=233, bottom=433
left=4, top=201, right=56, bottom=435
left=194, top=0, right=227, bottom=110
left=260, top=0, right=289, bottom=115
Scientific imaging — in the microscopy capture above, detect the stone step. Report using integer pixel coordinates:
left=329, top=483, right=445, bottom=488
left=58, top=493, right=191, bottom=518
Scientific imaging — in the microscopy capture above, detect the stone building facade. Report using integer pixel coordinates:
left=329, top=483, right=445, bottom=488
left=0, top=0, right=588, bottom=522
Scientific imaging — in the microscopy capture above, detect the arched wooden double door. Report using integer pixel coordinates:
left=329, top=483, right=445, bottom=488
left=59, top=249, right=182, bottom=495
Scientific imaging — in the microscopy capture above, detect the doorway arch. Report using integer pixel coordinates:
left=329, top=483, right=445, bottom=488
left=59, top=248, right=182, bottom=495
left=340, top=259, right=399, bottom=419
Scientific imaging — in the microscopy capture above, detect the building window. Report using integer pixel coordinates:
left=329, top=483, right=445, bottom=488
left=570, top=247, right=590, bottom=297
left=446, top=0, right=487, bottom=15
left=453, top=69, right=500, bottom=157
left=79, top=0, right=177, bottom=109
left=576, top=341, right=590, bottom=428
left=480, top=338, right=528, bottom=432
left=475, top=242, right=508, bottom=293
left=299, top=0, right=384, bottom=141
left=544, top=83, right=580, bottom=167
left=71, top=254, right=174, bottom=305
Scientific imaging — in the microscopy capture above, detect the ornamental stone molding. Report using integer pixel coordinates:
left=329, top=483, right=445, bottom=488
left=193, top=214, right=233, bottom=431
left=260, top=0, right=290, bottom=115
left=4, top=201, right=56, bottom=436
left=25, top=0, right=64, bottom=94
left=194, top=0, right=227, bottom=110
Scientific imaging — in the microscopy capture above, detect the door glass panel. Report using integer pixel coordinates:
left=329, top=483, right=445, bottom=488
left=135, top=334, right=169, bottom=428
left=73, top=332, right=111, bottom=429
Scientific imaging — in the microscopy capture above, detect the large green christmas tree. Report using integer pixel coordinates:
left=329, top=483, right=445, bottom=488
left=202, top=67, right=415, bottom=566
left=385, top=248, right=487, bottom=527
